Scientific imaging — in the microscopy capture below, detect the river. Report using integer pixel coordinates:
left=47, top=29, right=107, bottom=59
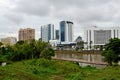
left=54, top=50, right=106, bottom=68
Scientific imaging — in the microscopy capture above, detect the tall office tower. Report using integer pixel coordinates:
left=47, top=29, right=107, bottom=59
left=60, top=21, right=73, bottom=42
left=84, top=26, right=120, bottom=49
left=55, top=30, right=59, bottom=40
left=41, top=24, right=54, bottom=42
left=19, top=28, right=35, bottom=41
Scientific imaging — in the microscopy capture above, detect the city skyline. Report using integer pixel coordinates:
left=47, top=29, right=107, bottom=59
left=1, top=0, right=120, bottom=40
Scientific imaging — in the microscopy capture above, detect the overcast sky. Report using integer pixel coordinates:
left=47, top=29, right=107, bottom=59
left=0, top=0, right=120, bottom=40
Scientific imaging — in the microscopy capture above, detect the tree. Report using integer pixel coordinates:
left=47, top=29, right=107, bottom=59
left=0, top=46, right=14, bottom=62
left=102, top=38, right=120, bottom=66
left=40, top=47, right=55, bottom=59
left=16, top=40, right=24, bottom=45
left=0, top=39, right=55, bottom=62
left=76, top=41, right=84, bottom=50
left=0, top=42, right=3, bottom=47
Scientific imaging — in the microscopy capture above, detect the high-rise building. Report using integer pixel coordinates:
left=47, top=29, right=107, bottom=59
left=1, top=37, right=17, bottom=46
left=19, top=28, right=35, bottom=41
left=55, top=30, right=59, bottom=40
left=60, top=21, right=73, bottom=42
left=41, top=24, right=54, bottom=42
left=84, top=26, right=120, bottom=49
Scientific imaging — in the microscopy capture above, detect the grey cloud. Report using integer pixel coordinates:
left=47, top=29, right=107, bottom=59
left=4, top=12, right=24, bottom=24
left=53, top=1, right=120, bottom=24
left=0, top=15, right=19, bottom=33
left=13, top=0, right=119, bottom=25
left=6, top=0, right=120, bottom=24
left=49, top=0, right=111, bottom=10
left=14, top=0, right=51, bottom=16
left=1, top=0, right=120, bottom=39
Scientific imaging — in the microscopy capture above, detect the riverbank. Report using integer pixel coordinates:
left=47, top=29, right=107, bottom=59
left=0, top=59, right=120, bottom=80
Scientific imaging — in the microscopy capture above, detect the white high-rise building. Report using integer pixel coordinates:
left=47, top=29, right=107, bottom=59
left=59, top=21, right=73, bottom=42
left=84, top=26, right=120, bottom=49
left=41, top=24, right=54, bottom=42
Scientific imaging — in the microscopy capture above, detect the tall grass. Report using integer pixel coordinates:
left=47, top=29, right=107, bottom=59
left=0, top=59, right=120, bottom=80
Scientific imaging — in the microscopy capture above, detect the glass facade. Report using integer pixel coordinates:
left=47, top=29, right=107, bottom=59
left=48, top=24, right=51, bottom=41
left=55, top=30, right=59, bottom=39
left=60, top=21, right=65, bottom=41
left=41, top=24, right=54, bottom=42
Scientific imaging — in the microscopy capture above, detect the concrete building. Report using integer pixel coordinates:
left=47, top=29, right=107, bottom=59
left=41, top=24, right=54, bottom=42
left=1, top=37, right=17, bottom=46
left=19, top=28, right=35, bottom=41
left=84, top=26, right=120, bottom=50
left=49, top=40, right=60, bottom=49
left=59, top=21, right=73, bottom=42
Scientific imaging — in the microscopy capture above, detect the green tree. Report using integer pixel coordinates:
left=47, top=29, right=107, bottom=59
left=16, top=40, right=24, bottom=45
left=40, top=47, right=55, bottom=59
left=34, top=39, right=49, bottom=58
left=102, top=38, right=120, bottom=66
left=0, top=46, right=14, bottom=62
left=0, top=42, right=3, bottom=47
left=0, top=39, right=55, bottom=62
left=76, top=41, right=84, bottom=50
left=102, top=49, right=115, bottom=66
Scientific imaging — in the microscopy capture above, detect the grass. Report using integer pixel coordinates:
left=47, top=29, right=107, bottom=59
left=0, top=59, right=120, bottom=80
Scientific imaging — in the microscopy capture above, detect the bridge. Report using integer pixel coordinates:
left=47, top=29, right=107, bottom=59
left=53, top=51, right=107, bottom=68
left=52, top=57, right=107, bottom=68
left=52, top=57, right=107, bottom=65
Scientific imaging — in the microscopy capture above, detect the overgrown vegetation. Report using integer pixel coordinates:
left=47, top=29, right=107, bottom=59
left=0, top=59, right=120, bottom=80
left=102, top=38, right=120, bottom=66
left=0, top=39, right=54, bottom=62
left=1, top=38, right=120, bottom=79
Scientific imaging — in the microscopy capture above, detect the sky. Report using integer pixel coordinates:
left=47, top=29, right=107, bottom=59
left=0, top=0, right=120, bottom=40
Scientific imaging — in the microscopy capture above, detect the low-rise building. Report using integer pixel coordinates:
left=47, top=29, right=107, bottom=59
left=1, top=37, right=17, bottom=46
left=84, top=26, right=120, bottom=50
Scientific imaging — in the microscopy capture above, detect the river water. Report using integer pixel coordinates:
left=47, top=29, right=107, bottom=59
left=54, top=51, right=106, bottom=68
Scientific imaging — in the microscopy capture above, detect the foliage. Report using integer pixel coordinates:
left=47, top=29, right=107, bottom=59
left=0, top=59, right=81, bottom=80
left=40, top=47, right=55, bottom=59
left=102, top=38, right=120, bottom=65
left=0, top=39, right=54, bottom=62
left=76, top=41, right=84, bottom=50
left=16, top=40, right=24, bottom=45
left=0, top=59, right=120, bottom=80
left=0, top=42, right=3, bottom=46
